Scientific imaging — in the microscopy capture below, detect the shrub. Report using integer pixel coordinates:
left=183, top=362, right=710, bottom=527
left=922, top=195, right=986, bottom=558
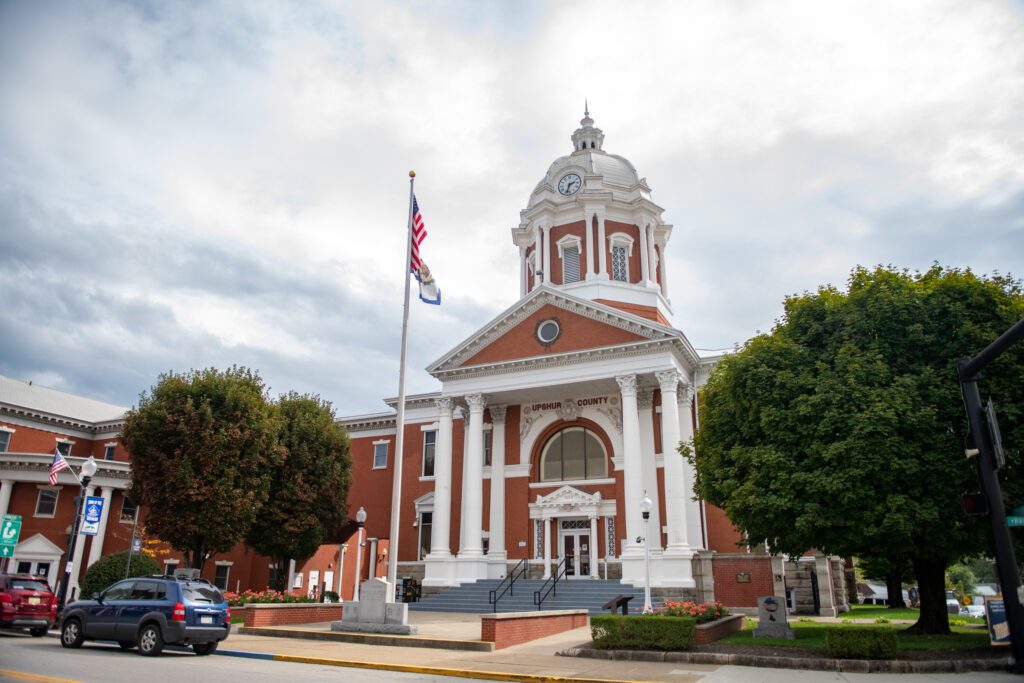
left=591, top=614, right=696, bottom=651
left=654, top=600, right=729, bottom=624
left=80, top=551, right=162, bottom=598
left=223, top=589, right=316, bottom=606
left=825, top=627, right=898, bottom=660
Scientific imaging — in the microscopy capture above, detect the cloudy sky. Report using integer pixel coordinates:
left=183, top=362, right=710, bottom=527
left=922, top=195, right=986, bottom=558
left=1, top=0, right=1022, bottom=416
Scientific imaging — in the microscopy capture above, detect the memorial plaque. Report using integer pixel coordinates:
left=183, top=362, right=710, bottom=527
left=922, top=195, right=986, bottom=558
left=753, top=595, right=794, bottom=639
left=333, top=577, right=417, bottom=635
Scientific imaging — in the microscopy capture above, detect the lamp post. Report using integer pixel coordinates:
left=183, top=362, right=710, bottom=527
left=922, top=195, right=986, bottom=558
left=56, top=456, right=98, bottom=611
left=352, top=507, right=366, bottom=602
left=640, top=494, right=653, bottom=614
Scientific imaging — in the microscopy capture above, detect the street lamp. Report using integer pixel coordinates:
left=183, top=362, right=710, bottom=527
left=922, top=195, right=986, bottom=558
left=56, top=456, right=98, bottom=611
left=352, top=507, right=367, bottom=602
left=640, top=494, right=653, bottom=614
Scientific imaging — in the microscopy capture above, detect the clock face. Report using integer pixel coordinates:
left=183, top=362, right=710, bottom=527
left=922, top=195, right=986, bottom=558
left=558, top=173, right=582, bottom=196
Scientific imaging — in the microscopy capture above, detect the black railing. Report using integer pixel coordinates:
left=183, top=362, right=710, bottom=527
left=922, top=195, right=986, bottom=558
left=488, top=558, right=528, bottom=613
left=533, top=558, right=567, bottom=610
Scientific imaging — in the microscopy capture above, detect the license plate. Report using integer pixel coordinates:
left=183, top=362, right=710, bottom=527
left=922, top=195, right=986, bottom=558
left=27, top=597, right=41, bottom=605
left=200, top=615, right=213, bottom=624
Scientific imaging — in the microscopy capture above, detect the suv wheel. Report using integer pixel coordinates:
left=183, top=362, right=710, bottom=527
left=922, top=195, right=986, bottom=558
left=137, top=623, right=164, bottom=657
left=192, top=641, right=218, bottom=656
left=60, top=619, right=84, bottom=648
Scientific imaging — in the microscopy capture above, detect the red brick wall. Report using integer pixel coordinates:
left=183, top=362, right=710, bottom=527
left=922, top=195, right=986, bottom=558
left=548, top=221, right=587, bottom=286
left=705, top=503, right=745, bottom=552
left=711, top=556, right=774, bottom=607
left=480, top=611, right=588, bottom=649
left=0, top=421, right=99, bottom=457
left=692, top=614, right=744, bottom=645
left=238, top=603, right=343, bottom=627
left=593, top=300, right=669, bottom=325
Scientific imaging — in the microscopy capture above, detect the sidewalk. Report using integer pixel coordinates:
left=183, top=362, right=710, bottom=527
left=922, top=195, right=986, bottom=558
left=215, top=611, right=1021, bottom=683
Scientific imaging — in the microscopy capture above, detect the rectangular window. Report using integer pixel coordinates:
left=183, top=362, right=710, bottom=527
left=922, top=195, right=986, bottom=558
left=214, top=565, right=230, bottom=590
left=56, top=441, right=72, bottom=456
left=372, top=442, right=388, bottom=469
left=17, top=561, right=32, bottom=574
left=164, top=562, right=178, bottom=577
left=484, top=430, right=492, bottom=467
left=563, top=245, right=580, bottom=284
left=267, top=563, right=278, bottom=589
left=120, top=498, right=138, bottom=523
left=611, top=245, right=628, bottom=282
left=0, top=431, right=11, bottom=453
left=35, top=489, right=58, bottom=517
left=418, top=512, right=433, bottom=561
left=422, top=431, right=436, bottom=477
left=104, top=445, right=116, bottom=460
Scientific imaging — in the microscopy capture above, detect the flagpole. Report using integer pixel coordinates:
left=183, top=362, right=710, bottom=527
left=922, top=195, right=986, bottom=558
left=387, top=170, right=416, bottom=590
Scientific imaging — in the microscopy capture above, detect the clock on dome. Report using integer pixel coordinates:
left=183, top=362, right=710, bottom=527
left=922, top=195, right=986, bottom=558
left=557, top=173, right=582, bottom=196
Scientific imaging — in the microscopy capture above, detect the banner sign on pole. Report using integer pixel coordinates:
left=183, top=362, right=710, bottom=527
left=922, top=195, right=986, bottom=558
left=81, top=496, right=105, bottom=536
left=987, top=597, right=1011, bottom=646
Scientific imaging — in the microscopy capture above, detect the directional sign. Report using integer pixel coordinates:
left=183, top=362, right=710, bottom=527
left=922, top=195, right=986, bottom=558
left=1009, top=516, right=1024, bottom=527
left=1, top=514, right=22, bottom=558
left=80, top=496, right=105, bottom=536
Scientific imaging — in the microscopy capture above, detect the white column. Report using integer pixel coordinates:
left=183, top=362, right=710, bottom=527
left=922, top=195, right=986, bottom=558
left=657, top=370, right=690, bottom=553
left=542, top=224, right=552, bottom=284
left=337, top=544, right=347, bottom=596
left=597, top=213, right=608, bottom=278
left=69, top=484, right=95, bottom=600
left=585, top=213, right=596, bottom=280
left=488, top=405, right=507, bottom=561
left=647, top=225, right=657, bottom=289
left=459, top=413, right=470, bottom=551
left=657, top=241, right=669, bottom=298
left=288, top=559, right=297, bottom=594
left=533, top=227, right=543, bottom=285
left=86, top=486, right=114, bottom=568
left=637, top=389, right=663, bottom=550
left=678, top=385, right=704, bottom=550
left=589, top=516, right=599, bottom=578
left=460, top=394, right=486, bottom=557
left=519, top=246, right=527, bottom=296
left=616, top=375, right=643, bottom=552
left=430, top=397, right=454, bottom=557
left=638, top=220, right=650, bottom=284
left=0, top=480, right=13, bottom=517
left=542, top=517, right=553, bottom=578
left=369, top=539, right=379, bottom=578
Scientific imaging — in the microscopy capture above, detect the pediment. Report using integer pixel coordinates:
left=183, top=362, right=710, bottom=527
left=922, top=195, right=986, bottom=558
left=535, top=485, right=602, bottom=508
left=15, top=533, right=64, bottom=558
left=428, top=287, right=681, bottom=376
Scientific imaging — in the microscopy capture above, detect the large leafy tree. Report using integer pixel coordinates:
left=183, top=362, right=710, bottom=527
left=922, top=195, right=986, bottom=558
left=690, top=265, right=1024, bottom=634
left=246, top=392, right=352, bottom=591
left=121, top=367, right=282, bottom=570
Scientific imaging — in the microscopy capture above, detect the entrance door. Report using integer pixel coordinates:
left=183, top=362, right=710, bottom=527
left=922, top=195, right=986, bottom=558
left=560, top=526, right=591, bottom=579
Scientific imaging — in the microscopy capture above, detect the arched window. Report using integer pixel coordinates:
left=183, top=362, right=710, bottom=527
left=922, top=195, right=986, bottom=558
left=540, top=426, right=607, bottom=482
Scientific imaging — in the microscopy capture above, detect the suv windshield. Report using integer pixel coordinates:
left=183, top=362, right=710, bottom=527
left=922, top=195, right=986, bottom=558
left=182, top=583, right=224, bottom=604
left=9, top=579, right=49, bottom=592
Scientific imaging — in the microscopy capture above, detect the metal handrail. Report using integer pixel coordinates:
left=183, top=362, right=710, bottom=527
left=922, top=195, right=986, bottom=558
left=533, top=558, right=567, bottom=609
left=488, top=558, right=528, bottom=613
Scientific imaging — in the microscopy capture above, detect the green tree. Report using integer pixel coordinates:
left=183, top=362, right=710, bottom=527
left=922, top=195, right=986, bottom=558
left=858, top=555, right=912, bottom=609
left=689, top=265, right=1024, bottom=634
left=946, top=563, right=977, bottom=602
left=121, top=367, right=282, bottom=570
left=245, top=392, right=352, bottom=591
left=80, top=551, right=161, bottom=597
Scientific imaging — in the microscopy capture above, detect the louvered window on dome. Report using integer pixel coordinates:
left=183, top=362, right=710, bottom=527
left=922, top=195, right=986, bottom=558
left=563, top=246, right=580, bottom=283
left=540, top=426, right=607, bottom=482
left=611, top=245, right=628, bottom=281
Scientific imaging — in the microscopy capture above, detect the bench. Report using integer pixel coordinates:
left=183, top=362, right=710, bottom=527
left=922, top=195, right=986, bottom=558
left=602, top=594, right=633, bottom=615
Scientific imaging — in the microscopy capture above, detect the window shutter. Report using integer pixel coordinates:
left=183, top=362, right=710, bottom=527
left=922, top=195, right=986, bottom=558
left=563, top=246, right=580, bottom=283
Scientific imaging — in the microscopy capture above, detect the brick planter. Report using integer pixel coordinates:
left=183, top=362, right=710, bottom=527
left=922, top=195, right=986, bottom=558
left=235, top=603, right=344, bottom=627
left=692, top=614, right=745, bottom=645
left=481, top=609, right=589, bottom=650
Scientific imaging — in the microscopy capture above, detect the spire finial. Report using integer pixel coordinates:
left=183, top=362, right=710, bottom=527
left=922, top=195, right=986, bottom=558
left=585, top=99, right=589, bottom=117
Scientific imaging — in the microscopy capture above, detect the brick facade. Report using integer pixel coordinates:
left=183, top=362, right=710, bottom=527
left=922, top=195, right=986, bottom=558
left=480, top=610, right=588, bottom=649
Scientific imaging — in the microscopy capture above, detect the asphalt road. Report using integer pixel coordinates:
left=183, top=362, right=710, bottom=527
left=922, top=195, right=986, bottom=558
left=0, top=632, right=490, bottom=683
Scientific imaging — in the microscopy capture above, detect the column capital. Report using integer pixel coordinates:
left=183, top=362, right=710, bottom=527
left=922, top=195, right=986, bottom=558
left=615, top=374, right=638, bottom=397
left=636, top=388, right=654, bottom=410
left=655, top=369, right=682, bottom=393
left=435, top=396, right=454, bottom=412
left=465, top=394, right=486, bottom=413
left=488, top=404, right=507, bottom=423
left=676, top=383, right=695, bottom=406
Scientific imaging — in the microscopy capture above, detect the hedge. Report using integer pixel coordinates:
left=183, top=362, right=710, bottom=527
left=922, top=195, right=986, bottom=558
left=591, top=614, right=696, bottom=651
left=825, top=627, right=899, bottom=660
left=80, top=551, right=162, bottom=598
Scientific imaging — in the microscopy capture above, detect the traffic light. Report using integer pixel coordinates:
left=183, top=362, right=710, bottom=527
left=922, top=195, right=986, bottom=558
left=961, top=492, right=989, bottom=516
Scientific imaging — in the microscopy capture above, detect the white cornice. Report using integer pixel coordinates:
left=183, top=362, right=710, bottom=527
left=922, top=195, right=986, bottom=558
left=0, top=405, right=125, bottom=436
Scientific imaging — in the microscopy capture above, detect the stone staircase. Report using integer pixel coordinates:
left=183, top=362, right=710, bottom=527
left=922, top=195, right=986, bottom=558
left=408, top=578, right=648, bottom=614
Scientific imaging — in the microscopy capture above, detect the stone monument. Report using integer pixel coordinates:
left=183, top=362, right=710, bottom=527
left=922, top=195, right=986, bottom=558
left=331, top=577, right=417, bottom=635
left=753, top=595, right=794, bottom=639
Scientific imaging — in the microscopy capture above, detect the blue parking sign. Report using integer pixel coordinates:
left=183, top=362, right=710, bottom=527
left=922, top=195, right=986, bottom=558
left=81, top=496, right=105, bottom=536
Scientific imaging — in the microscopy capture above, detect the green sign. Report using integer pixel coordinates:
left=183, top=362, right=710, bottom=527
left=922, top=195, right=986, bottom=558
left=1008, top=516, right=1024, bottom=527
left=0, top=514, right=22, bottom=558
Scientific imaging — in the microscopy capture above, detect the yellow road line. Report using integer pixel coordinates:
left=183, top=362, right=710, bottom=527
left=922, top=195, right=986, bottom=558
left=0, top=669, right=80, bottom=683
left=271, top=655, right=660, bottom=683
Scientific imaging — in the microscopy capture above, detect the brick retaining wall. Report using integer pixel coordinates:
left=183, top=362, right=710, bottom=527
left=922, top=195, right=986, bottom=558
left=481, top=610, right=589, bottom=649
left=692, top=614, right=745, bottom=645
left=235, top=603, right=344, bottom=627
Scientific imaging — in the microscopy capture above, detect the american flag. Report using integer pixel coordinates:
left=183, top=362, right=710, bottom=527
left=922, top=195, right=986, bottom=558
left=49, top=448, right=70, bottom=485
left=410, top=195, right=427, bottom=273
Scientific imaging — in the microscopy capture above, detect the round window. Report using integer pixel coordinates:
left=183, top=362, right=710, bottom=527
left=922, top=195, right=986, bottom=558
left=537, top=319, right=560, bottom=344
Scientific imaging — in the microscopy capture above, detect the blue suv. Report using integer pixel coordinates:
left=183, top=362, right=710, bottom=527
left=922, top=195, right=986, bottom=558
left=59, top=573, right=230, bottom=656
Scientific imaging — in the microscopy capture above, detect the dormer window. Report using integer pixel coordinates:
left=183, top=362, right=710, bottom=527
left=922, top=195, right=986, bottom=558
left=556, top=235, right=582, bottom=284
left=608, top=233, right=635, bottom=283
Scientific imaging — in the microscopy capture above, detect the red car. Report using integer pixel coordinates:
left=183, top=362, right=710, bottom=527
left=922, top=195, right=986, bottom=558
left=0, top=573, right=57, bottom=637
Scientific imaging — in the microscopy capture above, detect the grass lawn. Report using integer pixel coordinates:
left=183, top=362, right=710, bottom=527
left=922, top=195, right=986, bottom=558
left=846, top=604, right=985, bottom=626
left=720, top=621, right=990, bottom=651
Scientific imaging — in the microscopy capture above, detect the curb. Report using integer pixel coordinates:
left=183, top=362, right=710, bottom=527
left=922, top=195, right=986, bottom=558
left=557, top=646, right=1013, bottom=674
left=238, top=625, right=495, bottom=652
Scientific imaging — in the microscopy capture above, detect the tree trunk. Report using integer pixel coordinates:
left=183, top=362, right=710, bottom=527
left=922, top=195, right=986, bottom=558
left=886, top=568, right=906, bottom=609
left=905, top=556, right=950, bottom=635
left=274, top=555, right=287, bottom=592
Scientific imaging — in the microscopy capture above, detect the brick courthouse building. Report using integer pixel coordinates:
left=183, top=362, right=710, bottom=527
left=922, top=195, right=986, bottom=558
left=0, top=111, right=849, bottom=613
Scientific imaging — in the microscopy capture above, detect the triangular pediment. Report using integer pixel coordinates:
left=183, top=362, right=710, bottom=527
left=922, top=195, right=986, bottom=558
left=535, top=485, right=602, bottom=508
left=14, top=533, right=64, bottom=558
left=428, top=286, right=686, bottom=376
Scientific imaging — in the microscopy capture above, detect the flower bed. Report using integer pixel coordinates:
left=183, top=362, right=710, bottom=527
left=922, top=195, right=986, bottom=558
left=655, top=600, right=729, bottom=624
left=224, top=589, right=317, bottom=606
left=591, top=602, right=735, bottom=651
